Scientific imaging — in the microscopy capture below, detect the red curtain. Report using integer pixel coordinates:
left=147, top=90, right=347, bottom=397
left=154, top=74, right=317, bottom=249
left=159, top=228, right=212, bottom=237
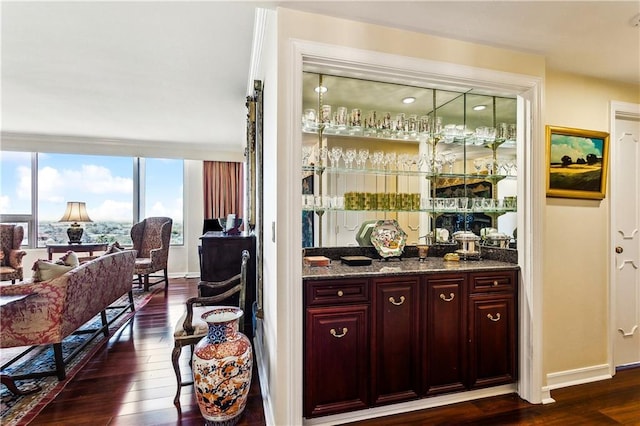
left=203, top=161, right=244, bottom=219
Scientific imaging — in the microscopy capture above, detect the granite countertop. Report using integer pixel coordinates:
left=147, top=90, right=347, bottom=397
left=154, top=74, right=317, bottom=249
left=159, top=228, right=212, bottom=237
left=303, top=257, right=519, bottom=280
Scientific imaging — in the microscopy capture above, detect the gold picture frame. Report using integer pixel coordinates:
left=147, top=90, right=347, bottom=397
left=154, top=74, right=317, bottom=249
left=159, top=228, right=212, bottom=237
left=546, top=125, right=610, bottom=200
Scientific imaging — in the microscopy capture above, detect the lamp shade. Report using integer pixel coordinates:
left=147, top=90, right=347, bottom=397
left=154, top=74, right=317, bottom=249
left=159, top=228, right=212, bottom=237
left=59, top=202, right=92, bottom=223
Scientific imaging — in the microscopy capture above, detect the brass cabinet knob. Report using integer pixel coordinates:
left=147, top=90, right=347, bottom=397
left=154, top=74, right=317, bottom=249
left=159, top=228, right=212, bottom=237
left=615, top=246, right=623, bottom=254
left=337, top=290, right=344, bottom=297
left=493, top=280, right=499, bottom=286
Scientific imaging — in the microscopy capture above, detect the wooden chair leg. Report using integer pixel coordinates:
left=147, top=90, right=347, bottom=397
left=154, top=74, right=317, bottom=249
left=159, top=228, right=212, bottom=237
left=164, top=268, right=169, bottom=290
left=172, top=343, right=183, bottom=407
left=143, top=274, right=150, bottom=291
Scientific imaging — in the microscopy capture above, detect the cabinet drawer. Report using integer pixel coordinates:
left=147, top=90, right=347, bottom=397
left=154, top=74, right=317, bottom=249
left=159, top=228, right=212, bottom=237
left=305, top=279, right=370, bottom=306
left=470, top=271, right=516, bottom=294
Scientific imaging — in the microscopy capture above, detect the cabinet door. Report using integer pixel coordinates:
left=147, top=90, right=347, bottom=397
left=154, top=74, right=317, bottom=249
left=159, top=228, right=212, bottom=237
left=469, top=294, right=516, bottom=388
left=304, top=305, right=370, bottom=418
left=372, top=276, right=420, bottom=405
left=423, top=274, right=467, bottom=395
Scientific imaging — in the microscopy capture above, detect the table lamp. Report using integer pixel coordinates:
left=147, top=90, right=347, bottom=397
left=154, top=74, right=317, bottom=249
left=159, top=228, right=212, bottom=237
left=59, top=201, right=93, bottom=244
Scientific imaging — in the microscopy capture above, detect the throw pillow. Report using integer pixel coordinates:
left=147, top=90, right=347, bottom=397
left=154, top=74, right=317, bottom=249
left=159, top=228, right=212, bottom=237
left=58, top=250, right=80, bottom=267
left=105, top=241, right=123, bottom=254
left=32, top=260, right=74, bottom=282
left=0, top=249, right=5, bottom=266
left=32, top=251, right=79, bottom=282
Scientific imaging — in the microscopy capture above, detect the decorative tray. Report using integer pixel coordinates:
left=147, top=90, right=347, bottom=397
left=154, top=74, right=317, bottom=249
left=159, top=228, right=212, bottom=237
left=370, top=219, right=407, bottom=258
left=340, top=256, right=373, bottom=266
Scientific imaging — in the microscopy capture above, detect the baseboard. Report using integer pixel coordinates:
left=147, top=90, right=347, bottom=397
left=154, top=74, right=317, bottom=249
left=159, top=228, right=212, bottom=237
left=253, top=321, right=276, bottom=426
left=545, top=363, right=612, bottom=391
left=303, top=384, right=516, bottom=426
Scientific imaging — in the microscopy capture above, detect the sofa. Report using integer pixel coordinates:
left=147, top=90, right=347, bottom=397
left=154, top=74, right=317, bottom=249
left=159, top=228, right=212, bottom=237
left=0, top=250, right=137, bottom=381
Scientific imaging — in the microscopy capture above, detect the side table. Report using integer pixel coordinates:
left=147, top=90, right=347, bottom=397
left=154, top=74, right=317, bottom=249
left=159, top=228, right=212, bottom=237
left=46, top=242, right=108, bottom=261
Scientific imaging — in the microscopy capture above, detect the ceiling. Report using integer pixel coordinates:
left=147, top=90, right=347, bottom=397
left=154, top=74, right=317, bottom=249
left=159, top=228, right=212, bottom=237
left=1, top=1, right=638, bottom=155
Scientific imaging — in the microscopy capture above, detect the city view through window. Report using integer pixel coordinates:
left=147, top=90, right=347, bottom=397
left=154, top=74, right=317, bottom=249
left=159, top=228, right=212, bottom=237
left=0, top=152, right=183, bottom=247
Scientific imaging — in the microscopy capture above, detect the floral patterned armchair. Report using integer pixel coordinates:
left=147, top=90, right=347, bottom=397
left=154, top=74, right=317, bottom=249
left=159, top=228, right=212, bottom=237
left=131, top=217, right=172, bottom=291
left=0, top=224, right=27, bottom=283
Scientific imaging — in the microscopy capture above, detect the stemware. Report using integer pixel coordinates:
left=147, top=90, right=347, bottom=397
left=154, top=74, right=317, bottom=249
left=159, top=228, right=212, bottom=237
left=384, top=152, right=397, bottom=171
left=358, top=148, right=370, bottom=169
left=445, top=152, right=457, bottom=174
left=473, top=158, right=484, bottom=175
left=302, top=146, right=313, bottom=167
left=371, top=150, right=384, bottom=170
left=318, top=147, right=328, bottom=167
left=485, top=158, right=496, bottom=175
left=328, top=146, right=343, bottom=168
left=344, top=148, right=356, bottom=168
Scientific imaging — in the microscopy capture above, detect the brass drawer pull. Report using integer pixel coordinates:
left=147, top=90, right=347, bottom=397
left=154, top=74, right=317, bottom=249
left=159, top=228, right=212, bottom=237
left=337, top=290, right=344, bottom=297
left=389, top=296, right=405, bottom=306
left=440, top=293, right=455, bottom=302
left=330, top=327, right=348, bottom=338
left=487, top=313, right=501, bottom=322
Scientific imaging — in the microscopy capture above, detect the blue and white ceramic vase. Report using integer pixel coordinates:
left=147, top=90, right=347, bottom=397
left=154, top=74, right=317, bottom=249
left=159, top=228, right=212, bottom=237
left=192, top=307, right=253, bottom=426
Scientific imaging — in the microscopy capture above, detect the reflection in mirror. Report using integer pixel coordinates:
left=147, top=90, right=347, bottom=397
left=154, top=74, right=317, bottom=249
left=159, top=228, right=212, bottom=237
left=301, top=72, right=518, bottom=251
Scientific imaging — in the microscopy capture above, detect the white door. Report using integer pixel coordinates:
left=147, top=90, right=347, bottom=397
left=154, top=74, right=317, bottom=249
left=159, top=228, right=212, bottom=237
left=611, top=103, right=640, bottom=368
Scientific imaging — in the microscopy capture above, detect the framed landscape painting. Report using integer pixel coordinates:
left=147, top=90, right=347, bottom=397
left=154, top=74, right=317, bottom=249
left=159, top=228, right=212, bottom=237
left=546, top=125, right=610, bottom=200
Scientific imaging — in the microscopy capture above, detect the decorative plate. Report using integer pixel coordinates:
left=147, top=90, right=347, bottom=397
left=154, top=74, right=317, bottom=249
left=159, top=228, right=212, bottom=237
left=370, top=219, right=407, bottom=258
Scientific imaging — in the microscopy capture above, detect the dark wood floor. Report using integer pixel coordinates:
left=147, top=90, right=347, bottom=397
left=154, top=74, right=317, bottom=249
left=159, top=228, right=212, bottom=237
left=32, top=277, right=266, bottom=425
left=31, top=277, right=639, bottom=425
left=346, top=369, right=640, bottom=426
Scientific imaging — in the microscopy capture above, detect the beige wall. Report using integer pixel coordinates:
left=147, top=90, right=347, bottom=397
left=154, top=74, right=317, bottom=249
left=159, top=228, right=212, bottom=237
left=268, top=7, right=549, bottom=424
left=543, top=70, right=640, bottom=377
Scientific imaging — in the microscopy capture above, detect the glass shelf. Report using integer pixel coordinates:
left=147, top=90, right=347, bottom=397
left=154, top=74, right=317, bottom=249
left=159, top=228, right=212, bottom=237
left=302, top=165, right=515, bottom=183
left=302, top=206, right=516, bottom=214
left=302, top=126, right=517, bottom=148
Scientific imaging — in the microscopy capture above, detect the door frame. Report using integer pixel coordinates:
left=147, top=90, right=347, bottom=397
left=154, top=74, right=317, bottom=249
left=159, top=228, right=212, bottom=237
left=608, top=100, right=640, bottom=375
left=282, top=40, right=545, bottom=425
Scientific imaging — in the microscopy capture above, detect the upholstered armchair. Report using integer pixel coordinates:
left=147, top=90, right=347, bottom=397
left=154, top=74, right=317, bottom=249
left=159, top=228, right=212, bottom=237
left=0, top=224, right=27, bottom=283
left=130, top=217, right=172, bottom=291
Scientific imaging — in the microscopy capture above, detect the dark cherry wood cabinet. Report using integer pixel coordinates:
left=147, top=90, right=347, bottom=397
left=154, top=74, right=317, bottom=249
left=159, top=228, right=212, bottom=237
left=468, top=271, right=517, bottom=389
left=199, top=232, right=256, bottom=336
left=423, top=273, right=468, bottom=395
left=303, top=268, right=518, bottom=419
left=371, top=276, right=421, bottom=405
left=303, top=279, right=370, bottom=418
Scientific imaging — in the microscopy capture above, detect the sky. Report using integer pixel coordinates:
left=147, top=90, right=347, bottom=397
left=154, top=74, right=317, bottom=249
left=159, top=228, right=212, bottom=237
left=549, top=135, right=603, bottom=164
left=1, top=152, right=183, bottom=222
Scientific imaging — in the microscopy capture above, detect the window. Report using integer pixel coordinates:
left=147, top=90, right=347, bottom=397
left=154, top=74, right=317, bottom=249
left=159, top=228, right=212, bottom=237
left=0, top=152, right=184, bottom=247
left=142, top=158, right=184, bottom=245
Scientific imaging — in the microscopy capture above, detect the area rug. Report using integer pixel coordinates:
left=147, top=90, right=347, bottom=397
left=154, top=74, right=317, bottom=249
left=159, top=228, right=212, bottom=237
left=0, top=287, right=161, bottom=426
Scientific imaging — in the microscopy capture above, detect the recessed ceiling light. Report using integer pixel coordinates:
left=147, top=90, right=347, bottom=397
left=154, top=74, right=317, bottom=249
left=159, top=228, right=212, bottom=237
left=314, top=86, right=328, bottom=94
left=402, top=97, right=416, bottom=104
left=473, top=105, right=487, bottom=111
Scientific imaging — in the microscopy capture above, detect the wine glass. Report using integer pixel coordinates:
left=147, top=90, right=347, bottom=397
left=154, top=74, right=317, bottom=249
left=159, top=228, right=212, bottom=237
left=329, top=146, right=343, bottom=168
left=445, top=152, right=457, bottom=174
left=302, top=146, right=313, bottom=167
left=344, top=148, right=356, bottom=168
left=371, top=150, right=384, bottom=170
left=473, top=158, right=484, bottom=175
left=358, top=148, right=370, bottom=169
left=485, top=158, right=496, bottom=175
left=384, top=152, right=396, bottom=171
left=318, top=147, right=328, bottom=167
